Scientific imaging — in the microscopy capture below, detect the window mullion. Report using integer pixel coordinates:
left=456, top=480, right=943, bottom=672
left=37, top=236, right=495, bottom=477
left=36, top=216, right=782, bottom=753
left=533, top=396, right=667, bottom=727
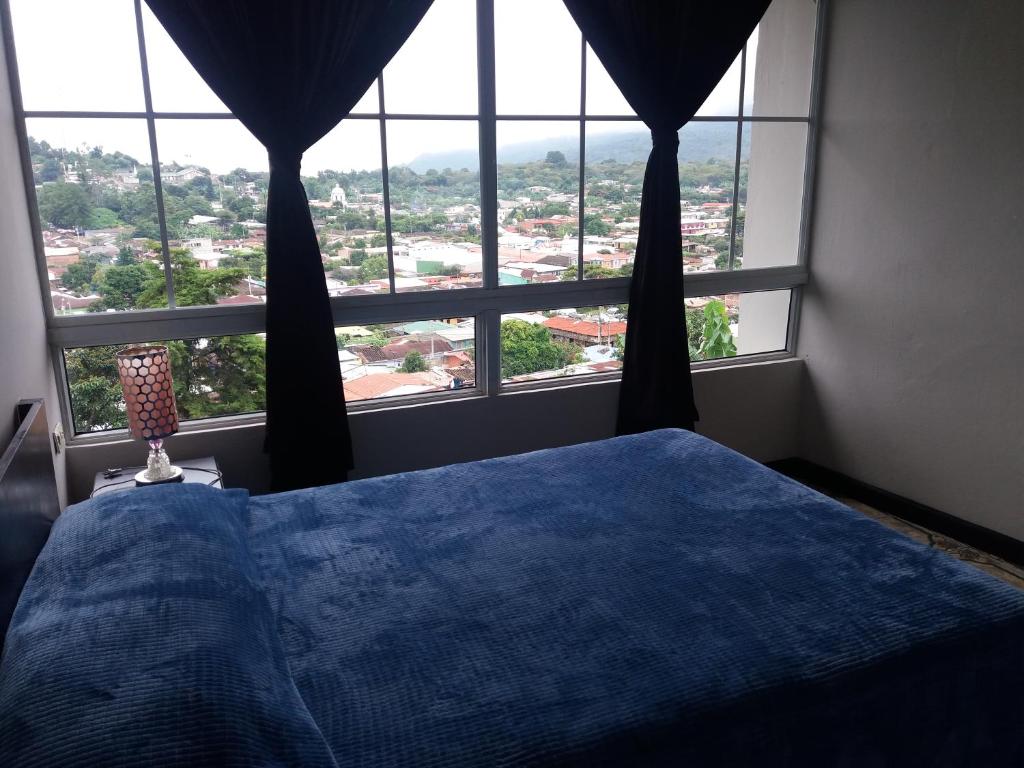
left=476, top=0, right=498, bottom=293
left=475, top=0, right=499, bottom=395
left=134, top=0, right=175, bottom=308
left=377, top=74, right=397, bottom=295
left=577, top=35, right=586, bottom=281
left=727, top=44, right=747, bottom=272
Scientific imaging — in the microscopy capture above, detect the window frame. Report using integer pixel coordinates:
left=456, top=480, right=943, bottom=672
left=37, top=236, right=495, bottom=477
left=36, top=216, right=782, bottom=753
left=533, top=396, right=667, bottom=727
left=2, top=0, right=829, bottom=441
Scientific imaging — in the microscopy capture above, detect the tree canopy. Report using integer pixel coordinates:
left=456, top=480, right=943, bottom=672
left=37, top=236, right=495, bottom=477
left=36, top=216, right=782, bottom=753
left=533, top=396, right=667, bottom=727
left=65, top=335, right=266, bottom=433
left=399, top=351, right=428, bottom=373
left=500, top=319, right=581, bottom=379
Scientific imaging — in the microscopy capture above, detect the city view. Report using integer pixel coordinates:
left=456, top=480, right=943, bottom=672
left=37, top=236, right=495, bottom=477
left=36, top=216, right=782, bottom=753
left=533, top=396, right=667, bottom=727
left=41, top=127, right=749, bottom=431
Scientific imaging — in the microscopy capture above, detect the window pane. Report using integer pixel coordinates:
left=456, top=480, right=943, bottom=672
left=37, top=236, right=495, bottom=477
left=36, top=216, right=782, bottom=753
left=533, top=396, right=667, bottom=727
left=685, top=290, right=790, bottom=361
left=744, top=0, right=817, bottom=117
left=387, top=120, right=481, bottom=292
left=140, top=4, right=228, bottom=113
left=28, top=118, right=168, bottom=312
left=586, top=48, right=741, bottom=118
left=735, top=122, right=807, bottom=269
left=496, top=120, right=580, bottom=285
left=339, top=318, right=475, bottom=402
left=581, top=123, right=646, bottom=280
left=501, top=306, right=625, bottom=384
left=384, top=0, right=477, bottom=114
left=584, top=45, right=633, bottom=116
left=10, top=0, right=145, bottom=111
left=678, top=120, right=741, bottom=273
left=495, top=0, right=581, bottom=115
left=351, top=80, right=380, bottom=115
left=697, top=53, right=743, bottom=117
left=64, top=334, right=266, bottom=434
left=305, top=120, right=387, bottom=296
left=153, top=120, right=268, bottom=306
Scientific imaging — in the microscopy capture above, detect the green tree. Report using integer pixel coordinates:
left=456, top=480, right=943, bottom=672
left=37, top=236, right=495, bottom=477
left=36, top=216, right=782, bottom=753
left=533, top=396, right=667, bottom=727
left=698, top=299, right=736, bottom=359
left=685, top=307, right=703, bottom=361
left=61, top=261, right=98, bottom=292
left=64, top=344, right=125, bottom=431
left=357, top=254, right=388, bottom=283
left=65, top=335, right=267, bottom=432
left=87, top=207, right=119, bottom=229
left=135, top=250, right=243, bottom=308
left=115, top=245, right=136, bottom=265
left=38, top=158, right=62, bottom=183
left=399, top=351, right=428, bottom=373
left=545, top=150, right=567, bottom=166
left=37, top=182, right=93, bottom=229
left=168, top=335, right=266, bottom=420
left=582, top=212, right=610, bottom=236
left=92, top=263, right=152, bottom=311
left=500, top=319, right=581, bottom=379
left=559, top=263, right=618, bottom=281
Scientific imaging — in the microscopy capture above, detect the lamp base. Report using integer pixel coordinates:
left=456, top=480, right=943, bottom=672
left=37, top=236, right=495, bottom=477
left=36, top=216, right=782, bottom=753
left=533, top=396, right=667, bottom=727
left=134, top=465, right=184, bottom=486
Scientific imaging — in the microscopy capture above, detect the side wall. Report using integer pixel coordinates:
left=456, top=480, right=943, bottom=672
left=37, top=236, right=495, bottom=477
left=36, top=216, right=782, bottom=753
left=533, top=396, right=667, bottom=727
left=799, top=0, right=1023, bottom=540
left=0, top=27, right=66, bottom=505
left=66, top=359, right=803, bottom=501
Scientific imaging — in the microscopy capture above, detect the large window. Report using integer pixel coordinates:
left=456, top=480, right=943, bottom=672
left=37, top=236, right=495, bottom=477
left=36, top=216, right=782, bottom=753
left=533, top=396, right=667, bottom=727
left=5, top=0, right=822, bottom=435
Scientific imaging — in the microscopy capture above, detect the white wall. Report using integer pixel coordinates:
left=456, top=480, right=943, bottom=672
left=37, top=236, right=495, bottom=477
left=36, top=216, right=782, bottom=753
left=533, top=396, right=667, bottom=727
left=0, top=28, right=66, bottom=506
left=66, top=359, right=803, bottom=502
left=799, top=0, right=1024, bottom=540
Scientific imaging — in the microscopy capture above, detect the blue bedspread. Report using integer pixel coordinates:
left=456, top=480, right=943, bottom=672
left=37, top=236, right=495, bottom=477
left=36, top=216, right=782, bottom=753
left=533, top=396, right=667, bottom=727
left=3, top=430, right=1024, bottom=766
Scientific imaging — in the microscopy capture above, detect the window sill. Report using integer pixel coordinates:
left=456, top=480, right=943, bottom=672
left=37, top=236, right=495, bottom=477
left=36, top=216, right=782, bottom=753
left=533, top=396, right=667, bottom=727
left=65, top=351, right=796, bottom=447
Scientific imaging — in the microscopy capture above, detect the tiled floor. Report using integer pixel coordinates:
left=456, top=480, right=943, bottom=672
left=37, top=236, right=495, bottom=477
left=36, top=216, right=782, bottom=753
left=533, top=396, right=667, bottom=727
left=829, top=493, right=1024, bottom=590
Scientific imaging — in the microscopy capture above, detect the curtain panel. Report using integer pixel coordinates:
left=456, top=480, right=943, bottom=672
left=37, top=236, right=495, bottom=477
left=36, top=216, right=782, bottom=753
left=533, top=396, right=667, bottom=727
left=561, top=0, right=771, bottom=435
left=144, top=0, right=432, bottom=491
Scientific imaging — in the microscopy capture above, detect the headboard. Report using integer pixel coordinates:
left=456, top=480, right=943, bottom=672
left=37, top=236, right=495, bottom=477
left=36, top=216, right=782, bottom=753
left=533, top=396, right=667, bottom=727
left=0, top=399, right=61, bottom=649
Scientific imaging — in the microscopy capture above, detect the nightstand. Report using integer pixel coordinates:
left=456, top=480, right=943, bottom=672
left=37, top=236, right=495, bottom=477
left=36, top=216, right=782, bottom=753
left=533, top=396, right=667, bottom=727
left=91, top=456, right=223, bottom=498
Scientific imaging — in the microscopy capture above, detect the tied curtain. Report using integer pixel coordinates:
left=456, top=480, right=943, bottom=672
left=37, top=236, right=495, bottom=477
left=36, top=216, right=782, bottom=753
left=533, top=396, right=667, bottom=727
left=144, top=0, right=432, bottom=491
left=562, top=0, right=771, bottom=435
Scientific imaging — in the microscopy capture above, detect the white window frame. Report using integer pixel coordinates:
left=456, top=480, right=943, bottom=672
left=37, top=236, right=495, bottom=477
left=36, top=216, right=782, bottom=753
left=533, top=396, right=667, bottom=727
left=2, top=0, right=829, bottom=442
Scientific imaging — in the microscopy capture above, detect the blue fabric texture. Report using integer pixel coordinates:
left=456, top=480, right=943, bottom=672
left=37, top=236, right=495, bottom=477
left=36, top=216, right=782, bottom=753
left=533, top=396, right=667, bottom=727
left=0, top=484, right=337, bottom=768
left=247, top=430, right=1024, bottom=767
left=2, top=430, right=1023, bottom=766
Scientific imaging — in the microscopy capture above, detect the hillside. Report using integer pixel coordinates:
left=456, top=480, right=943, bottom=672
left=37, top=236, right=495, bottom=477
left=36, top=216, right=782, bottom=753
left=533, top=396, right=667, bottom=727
left=406, top=123, right=749, bottom=173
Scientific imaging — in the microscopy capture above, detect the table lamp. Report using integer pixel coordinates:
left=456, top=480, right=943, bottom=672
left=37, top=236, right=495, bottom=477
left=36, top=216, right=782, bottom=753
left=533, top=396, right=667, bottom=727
left=116, top=345, right=184, bottom=485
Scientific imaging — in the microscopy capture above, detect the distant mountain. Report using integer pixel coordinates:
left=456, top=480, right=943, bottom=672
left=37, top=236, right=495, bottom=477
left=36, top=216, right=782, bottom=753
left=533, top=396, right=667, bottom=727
left=405, top=122, right=749, bottom=173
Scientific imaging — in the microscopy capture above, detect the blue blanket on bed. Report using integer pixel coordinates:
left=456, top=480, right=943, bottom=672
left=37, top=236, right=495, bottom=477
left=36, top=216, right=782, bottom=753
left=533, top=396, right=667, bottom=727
left=3, top=430, right=1024, bottom=766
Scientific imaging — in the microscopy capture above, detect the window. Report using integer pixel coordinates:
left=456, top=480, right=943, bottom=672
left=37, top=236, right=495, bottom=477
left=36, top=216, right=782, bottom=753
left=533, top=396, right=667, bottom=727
left=64, top=334, right=266, bottom=434
left=6, top=0, right=822, bottom=436
left=339, top=317, right=476, bottom=403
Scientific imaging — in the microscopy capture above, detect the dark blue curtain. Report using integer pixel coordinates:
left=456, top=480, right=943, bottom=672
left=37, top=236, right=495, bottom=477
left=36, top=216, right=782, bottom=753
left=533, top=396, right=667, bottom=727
left=561, top=0, right=771, bottom=435
left=144, top=0, right=432, bottom=491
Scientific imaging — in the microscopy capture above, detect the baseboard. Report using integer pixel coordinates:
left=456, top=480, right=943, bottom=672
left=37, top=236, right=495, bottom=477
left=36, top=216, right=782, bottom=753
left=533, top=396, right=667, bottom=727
left=767, top=458, right=1024, bottom=568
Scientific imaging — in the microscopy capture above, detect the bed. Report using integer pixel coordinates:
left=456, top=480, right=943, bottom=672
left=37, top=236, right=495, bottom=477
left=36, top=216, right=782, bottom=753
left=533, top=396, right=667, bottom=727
left=1, top=429, right=1022, bottom=766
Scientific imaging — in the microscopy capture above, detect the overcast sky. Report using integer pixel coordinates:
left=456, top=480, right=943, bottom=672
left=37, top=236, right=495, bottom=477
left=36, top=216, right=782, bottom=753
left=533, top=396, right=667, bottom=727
left=11, top=0, right=760, bottom=175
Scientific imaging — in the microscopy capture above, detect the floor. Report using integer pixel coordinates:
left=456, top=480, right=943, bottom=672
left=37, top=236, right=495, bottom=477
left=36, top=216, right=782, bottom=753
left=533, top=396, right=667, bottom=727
left=826, top=492, right=1024, bottom=590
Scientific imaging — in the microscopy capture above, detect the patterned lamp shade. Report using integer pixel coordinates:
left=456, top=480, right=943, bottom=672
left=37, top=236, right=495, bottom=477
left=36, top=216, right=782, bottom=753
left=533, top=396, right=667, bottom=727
left=116, top=345, right=179, bottom=441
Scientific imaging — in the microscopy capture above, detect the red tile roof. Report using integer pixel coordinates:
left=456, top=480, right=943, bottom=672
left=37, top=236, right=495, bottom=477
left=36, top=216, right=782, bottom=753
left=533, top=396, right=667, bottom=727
left=349, top=338, right=453, bottom=364
left=543, top=316, right=627, bottom=341
left=216, top=294, right=263, bottom=305
left=343, top=372, right=441, bottom=401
